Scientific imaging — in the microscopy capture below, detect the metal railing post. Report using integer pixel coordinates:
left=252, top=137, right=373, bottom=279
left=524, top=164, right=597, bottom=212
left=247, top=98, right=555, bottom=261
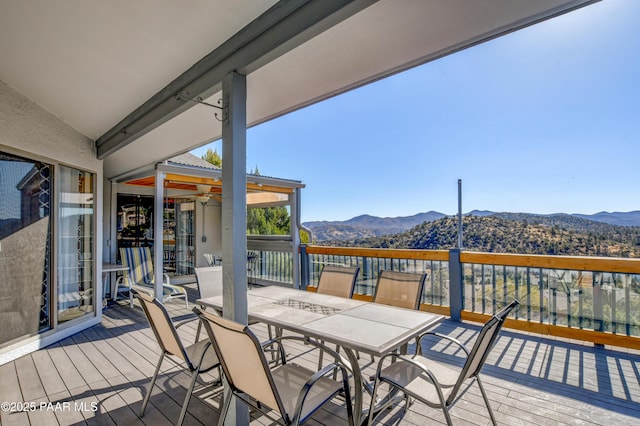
left=593, top=272, right=604, bottom=333
left=449, top=248, right=463, bottom=321
left=300, top=244, right=309, bottom=290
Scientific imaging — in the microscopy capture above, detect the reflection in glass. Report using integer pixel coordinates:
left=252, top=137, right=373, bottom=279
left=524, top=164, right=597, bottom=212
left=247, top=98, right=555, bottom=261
left=58, top=166, right=94, bottom=323
left=0, top=152, right=51, bottom=347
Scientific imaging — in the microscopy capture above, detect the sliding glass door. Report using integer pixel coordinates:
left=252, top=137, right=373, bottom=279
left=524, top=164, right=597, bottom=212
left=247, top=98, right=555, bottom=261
left=57, top=166, right=95, bottom=323
left=0, top=150, right=96, bottom=348
left=0, top=152, right=52, bottom=346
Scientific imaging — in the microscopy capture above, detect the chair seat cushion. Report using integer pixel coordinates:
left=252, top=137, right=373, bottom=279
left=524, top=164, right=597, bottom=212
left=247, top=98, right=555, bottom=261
left=184, top=339, right=219, bottom=371
left=378, top=355, right=460, bottom=405
left=271, top=363, right=343, bottom=422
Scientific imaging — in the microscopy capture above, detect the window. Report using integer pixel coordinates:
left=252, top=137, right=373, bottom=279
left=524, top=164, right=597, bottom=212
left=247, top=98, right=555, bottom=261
left=57, top=166, right=95, bottom=323
left=0, top=152, right=52, bottom=346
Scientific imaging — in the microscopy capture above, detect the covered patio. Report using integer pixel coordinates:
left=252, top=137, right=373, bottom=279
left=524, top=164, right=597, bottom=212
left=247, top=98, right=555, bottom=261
left=1, top=1, right=617, bottom=425
left=111, top=152, right=304, bottom=285
left=0, top=0, right=601, bottom=355
left=1, top=289, right=638, bottom=425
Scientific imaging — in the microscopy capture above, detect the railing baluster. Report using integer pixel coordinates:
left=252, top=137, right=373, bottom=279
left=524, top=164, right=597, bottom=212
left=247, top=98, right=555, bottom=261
left=526, top=267, right=531, bottom=321
left=481, top=264, right=486, bottom=314
left=538, top=268, right=544, bottom=324
left=611, top=272, right=618, bottom=333
left=492, top=264, right=497, bottom=314
left=625, top=276, right=631, bottom=336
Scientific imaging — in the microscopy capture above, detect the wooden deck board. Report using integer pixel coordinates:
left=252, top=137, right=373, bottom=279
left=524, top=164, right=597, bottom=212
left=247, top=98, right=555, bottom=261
left=2, top=283, right=639, bottom=425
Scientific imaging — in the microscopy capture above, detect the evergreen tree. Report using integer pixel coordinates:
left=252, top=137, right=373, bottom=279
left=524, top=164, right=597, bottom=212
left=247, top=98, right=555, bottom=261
left=201, top=147, right=222, bottom=167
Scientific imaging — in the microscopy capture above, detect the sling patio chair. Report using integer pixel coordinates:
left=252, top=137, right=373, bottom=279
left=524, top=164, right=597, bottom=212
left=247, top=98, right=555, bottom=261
left=115, top=246, right=188, bottom=308
left=195, top=308, right=354, bottom=426
left=193, top=265, right=276, bottom=354
left=193, top=265, right=225, bottom=341
left=367, top=299, right=520, bottom=425
left=316, top=264, right=359, bottom=298
left=133, top=289, right=221, bottom=426
left=373, top=270, right=426, bottom=310
left=359, top=270, right=428, bottom=363
left=194, top=266, right=223, bottom=300
left=314, top=264, right=360, bottom=366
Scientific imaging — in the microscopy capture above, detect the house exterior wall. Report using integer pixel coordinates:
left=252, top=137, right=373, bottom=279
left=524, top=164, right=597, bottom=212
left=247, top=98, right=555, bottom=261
left=0, top=80, right=103, bottom=364
left=197, top=201, right=223, bottom=268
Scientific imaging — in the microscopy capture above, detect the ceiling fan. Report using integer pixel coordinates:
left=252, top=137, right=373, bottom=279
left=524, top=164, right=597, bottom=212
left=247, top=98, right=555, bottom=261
left=168, top=184, right=221, bottom=203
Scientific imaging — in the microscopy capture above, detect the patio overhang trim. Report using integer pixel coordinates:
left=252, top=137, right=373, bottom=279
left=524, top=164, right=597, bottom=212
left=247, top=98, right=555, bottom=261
left=95, top=0, right=379, bottom=159
left=119, top=162, right=303, bottom=206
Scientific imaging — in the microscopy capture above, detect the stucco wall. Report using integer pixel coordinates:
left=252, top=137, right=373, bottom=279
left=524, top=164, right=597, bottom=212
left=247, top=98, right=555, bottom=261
left=0, top=79, right=102, bottom=365
left=0, top=80, right=99, bottom=169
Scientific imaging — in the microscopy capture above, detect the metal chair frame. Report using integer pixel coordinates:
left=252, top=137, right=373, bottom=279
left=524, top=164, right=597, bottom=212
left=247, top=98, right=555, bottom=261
left=195, top=308, right=354, bottom=426
left=134, top=289, right=221, bottom=425
left=368, top=300, right=520, bottom=425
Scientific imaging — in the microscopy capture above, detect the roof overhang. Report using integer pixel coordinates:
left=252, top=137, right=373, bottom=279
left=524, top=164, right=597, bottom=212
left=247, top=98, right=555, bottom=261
left=0, top=0, right=599, bottom=180
left=121, top=162, right=304, bottom=208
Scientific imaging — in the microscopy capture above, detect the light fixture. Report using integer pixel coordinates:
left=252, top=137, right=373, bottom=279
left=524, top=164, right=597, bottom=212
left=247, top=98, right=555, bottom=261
left=196, top=195, right=210, bottom=204
left=197, top=195, right=209, bottom=242
left=196, top=184, right=212, bottom=194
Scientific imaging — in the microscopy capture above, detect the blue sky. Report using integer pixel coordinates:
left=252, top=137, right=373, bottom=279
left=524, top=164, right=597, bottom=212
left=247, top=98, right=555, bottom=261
left=192, top=0, right=640, bottom=222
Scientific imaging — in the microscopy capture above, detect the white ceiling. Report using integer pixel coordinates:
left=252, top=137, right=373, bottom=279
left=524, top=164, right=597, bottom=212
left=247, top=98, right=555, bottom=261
left=0, top=0, right=597, bottom=179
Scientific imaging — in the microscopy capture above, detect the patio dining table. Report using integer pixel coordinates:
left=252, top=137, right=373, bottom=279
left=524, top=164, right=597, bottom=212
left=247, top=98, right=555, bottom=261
left=197, top=285, right=444, bottom=425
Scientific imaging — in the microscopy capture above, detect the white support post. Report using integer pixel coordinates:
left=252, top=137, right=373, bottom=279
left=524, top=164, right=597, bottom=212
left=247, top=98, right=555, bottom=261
left=154, top=169, right=165, bottom=302
left=221, top=71, right=249, bottom=426
left=221, top=71, right=248, bottom=324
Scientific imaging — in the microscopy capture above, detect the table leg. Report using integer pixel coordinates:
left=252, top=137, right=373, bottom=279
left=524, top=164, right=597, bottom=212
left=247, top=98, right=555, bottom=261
left=339, top=348, right=407, bottom=425
left=338, top=347, right=367, bottom=426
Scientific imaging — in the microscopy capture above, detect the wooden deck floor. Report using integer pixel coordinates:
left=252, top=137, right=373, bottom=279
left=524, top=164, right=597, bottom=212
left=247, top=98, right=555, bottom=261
left=1, top=283, right=639, bottom=426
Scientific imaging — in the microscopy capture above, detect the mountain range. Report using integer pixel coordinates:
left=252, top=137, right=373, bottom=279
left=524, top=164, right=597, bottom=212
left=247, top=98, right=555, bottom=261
left=303, top=210, right=640, bottom=242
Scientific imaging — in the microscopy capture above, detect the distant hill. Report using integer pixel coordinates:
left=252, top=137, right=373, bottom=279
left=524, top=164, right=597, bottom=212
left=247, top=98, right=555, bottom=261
left=304, top=210, right=640, bottom=243
left=304, top=211, right=445, bottom=241
left=572, top=211, right=640, bottom=227
left=329, top=214, right=640, bottom=258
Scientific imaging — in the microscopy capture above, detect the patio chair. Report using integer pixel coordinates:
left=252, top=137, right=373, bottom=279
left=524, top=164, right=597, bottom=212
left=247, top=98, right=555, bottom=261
left=315, top=265, right=360, bottom=366
left=194, top=265, right=223, bottom=340
left=367, top=299, right=519, bottom=425
left=133, top=289, right=221, bottom=426
left=194, top=266, right=223, bottom=300
left=194, top=308, right=354, bottom=426
left=361, top=270, right=427, bottom=363
left=115, top=247, right=188, bottom=308
left=203, top=252, right=221, bottom=266
left=373, top=270, right=426, bottom=310
left=316, top=265, right=359, bottom=298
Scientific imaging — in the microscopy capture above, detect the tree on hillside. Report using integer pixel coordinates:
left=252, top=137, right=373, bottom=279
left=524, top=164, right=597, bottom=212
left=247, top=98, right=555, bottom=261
left=198, top=152, right=298, bottom=237
left=247, top=166, right=292, bottom=235
left=201, top=147, right=222, bottom=167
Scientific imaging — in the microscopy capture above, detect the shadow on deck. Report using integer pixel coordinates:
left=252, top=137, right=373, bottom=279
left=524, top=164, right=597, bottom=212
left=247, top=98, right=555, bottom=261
left=0, top=283, right=638, bottom=425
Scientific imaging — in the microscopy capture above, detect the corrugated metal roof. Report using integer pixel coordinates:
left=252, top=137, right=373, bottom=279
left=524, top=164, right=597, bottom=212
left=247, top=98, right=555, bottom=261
left=166, top=152, right=220, bottom=170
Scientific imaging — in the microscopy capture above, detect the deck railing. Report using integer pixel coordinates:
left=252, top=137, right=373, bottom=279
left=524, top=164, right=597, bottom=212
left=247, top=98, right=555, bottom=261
left=244, top=243, right=640, bottom=348
left=247, top=236, right=294, bottom=286
left=458, top=251, right=640, bottom=348
left=300, top=246, right=450, bottom=313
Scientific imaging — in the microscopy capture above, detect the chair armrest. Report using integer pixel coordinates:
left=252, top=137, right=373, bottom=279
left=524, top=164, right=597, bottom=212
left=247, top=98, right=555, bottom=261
left=163, top=273, right=171, bottom=285
left=174, top=315, right=199, bottom=329
left=115, top=275, right=131, bottom=287
left=416, top=332, right=469, bottom=356
left=260, top=338, right=287, bottom=364
left=293, top=361, right=349, bottom=423
left=380, top=354, right=448, bottom=405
